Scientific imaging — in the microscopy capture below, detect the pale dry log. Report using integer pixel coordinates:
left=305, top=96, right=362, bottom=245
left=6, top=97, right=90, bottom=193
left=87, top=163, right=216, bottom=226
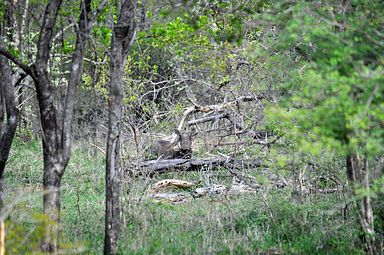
left=192, top=184, right=227, bottom=197
left=228, top=183, right=258, bottom=195
left=149, top=193, right=190, bottom=204
left=147, top=183, right=260, bottom=204
left=148, top=179, right=194, bottom=193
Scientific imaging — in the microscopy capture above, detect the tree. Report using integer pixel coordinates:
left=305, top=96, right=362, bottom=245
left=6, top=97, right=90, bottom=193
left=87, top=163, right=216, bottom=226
left=0, top=22, right=18, bottom=212
left=104, top=0, right=136, bottom=254
left=0, top=5, right=20, bottom=253
left=264, top=1, right=384, bottom=253
left=0, top=0, right=106, bottom=252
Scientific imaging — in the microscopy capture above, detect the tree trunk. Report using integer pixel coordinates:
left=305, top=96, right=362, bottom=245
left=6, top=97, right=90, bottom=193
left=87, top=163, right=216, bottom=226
left=38, top=0, right=98, bottom=251
left=0, top=0, right=103, bottom=252
left=40, top=160, right=63, bottom=252
left=0, top=50, right=18, bottom=186
left=346, top=154, right=376, bottom=255
left=0, top=23, right=18, bottom=201
left=0, top=57, right=18, bottom=251
left=30, top=4, right=64, bottom=247
left=32, top=64, right=63, bottom=252
left=0, top=19, right=19, bottom=255
left=104, top=1, right=136, bottom=254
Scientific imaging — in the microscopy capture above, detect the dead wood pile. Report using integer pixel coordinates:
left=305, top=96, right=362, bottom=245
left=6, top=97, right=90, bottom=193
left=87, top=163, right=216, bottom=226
left=127, top=157, right=264, bottom=176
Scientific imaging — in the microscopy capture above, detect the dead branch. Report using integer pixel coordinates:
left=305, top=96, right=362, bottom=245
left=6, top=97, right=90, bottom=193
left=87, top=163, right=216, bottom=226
left=127, top=158, right=263, bottom=176
left=89, top=143, right=106, bottom=155
left=187, top=113, right=228, bottom=126
left=149, top=193, right=190, bottom=204
left=192, top=185, right=227, bottom=197
left=147, top=183, right=259, bottom=204
left=177, top=95, right=264, bottom=131
left=310, top=188, right=339, bottom=194
left=148, top=179, right=194, bottom=194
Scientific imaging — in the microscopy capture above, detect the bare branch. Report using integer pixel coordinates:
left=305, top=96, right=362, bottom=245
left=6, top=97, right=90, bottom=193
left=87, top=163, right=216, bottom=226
left=177, top=95, right=265, bottom=130
left=0, top=48, right=32, bottom=75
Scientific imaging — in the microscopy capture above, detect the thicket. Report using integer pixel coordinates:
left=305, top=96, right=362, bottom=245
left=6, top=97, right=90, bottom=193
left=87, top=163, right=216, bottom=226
left=0, top=0, right=383, bottom=254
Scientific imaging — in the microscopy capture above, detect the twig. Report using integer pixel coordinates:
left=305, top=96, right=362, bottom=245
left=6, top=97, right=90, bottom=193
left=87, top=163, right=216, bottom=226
left=89, top=143, right=105, bottom=155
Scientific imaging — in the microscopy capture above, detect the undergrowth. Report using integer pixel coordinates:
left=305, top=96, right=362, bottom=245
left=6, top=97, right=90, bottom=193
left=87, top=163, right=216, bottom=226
left=3, top=139, right=365, bottom=254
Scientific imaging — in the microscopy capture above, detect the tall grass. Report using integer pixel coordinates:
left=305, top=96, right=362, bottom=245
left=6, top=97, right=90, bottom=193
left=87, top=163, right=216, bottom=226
left=3, top=139, right=364, bottom=254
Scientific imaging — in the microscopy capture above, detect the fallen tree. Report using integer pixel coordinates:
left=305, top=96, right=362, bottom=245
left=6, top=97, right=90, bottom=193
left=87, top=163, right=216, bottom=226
left=127, top=158, right=264, bottom=176
left=127, top=158, right=342, bottom=195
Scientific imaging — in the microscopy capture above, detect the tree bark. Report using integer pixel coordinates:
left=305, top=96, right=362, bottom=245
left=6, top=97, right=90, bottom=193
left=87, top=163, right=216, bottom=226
left=0, top=15, right=20, bottom=255
left=27, top=1, right=63, bottom=252
left=0, top=0, right=102, bottom=252
left=346, top=154, right=376, bottom=255
left=0, top=59, right=18, bottom=211
left=0, top=5, right=19, bottom=230
left=0, top=5, right=107, bottom=249
left=37, top=0, right=100, bottom=252
left=104, top=1, right=136, bottom=254
left=41, top=162, right=63, bottom=252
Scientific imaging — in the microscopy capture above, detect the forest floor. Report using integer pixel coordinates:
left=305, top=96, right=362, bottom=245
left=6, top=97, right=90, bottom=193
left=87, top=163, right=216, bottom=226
left=3, top=139, right=365, bottom=254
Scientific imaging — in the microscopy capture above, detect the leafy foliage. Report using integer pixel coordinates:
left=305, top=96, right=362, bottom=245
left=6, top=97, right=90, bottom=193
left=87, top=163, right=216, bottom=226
left=265, top=1, right=384, bottom=157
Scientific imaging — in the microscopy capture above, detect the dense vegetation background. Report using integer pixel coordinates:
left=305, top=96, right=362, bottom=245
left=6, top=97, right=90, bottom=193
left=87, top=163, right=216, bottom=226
left=0, top=0, right=383, bottom=254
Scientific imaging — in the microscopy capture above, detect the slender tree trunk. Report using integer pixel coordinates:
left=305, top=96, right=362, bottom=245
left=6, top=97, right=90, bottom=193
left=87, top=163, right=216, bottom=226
left=0, top=20, right=19, bottom=255
left=139, top=0, right=147, bottom=30
left=105, top=104, right=122, bottom=253
left=346, top=154, right=376, bottom=255
left=32, top=64, right=63, bottom=252
left=104, top=1, right=136, bottom=254
left=17, top=0, right=30, bottom=130
left=1, top=0, right=102, bottom=253
left=41, top=160, right=63, bottom=252
left=37, top=0, right=100, bottom=251
left=0, top=0, right=106, bottom=248
left=0, top=50, right=18, bottom=189
left=0, top=59, right=18, bottom=251
left=31, top=0, right=100, bottom=252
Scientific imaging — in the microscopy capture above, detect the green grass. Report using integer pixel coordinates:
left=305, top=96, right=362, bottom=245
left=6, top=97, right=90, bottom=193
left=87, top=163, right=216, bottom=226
left=3, top=139, right=365, bottom=254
